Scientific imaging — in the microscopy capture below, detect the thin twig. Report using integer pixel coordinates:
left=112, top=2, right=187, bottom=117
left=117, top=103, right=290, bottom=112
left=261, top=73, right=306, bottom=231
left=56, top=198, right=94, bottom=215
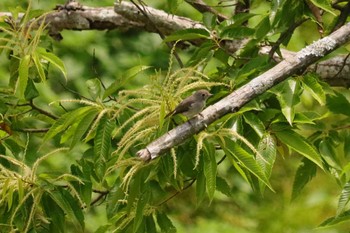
left=157, top=179, right=196, bottom=206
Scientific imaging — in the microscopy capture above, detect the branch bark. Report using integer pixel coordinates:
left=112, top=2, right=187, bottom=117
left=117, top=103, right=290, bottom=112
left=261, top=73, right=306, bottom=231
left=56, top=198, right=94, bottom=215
left=136, top=23, right=350, bottom=161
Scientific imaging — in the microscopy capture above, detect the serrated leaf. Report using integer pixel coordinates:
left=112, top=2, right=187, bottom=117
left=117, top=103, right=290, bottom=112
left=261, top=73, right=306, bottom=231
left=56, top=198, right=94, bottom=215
left=86, top=78, right=102, bottom=100
left=216, top=176, right=231, bottom=197
left=318, top=210, right=350, bottom=227
left=243, top=112, right=265, bottom=137
left=221, top=138, right=274, bottom=191
left=71, top=108, right=99, bottom=148
left=326, top=92, right=350, bottom=116
left=187, top=41, right=215, bottom=66
left=36, top=47, right=67, bottom=80
left=319, top=139, right=341, bottom=169
left=203, top=142, right=217, bottom=203
left=156, top=212, right=176, bottom=233
left=43, top=106, right=93, bottom=143
left=48, top=187, right=84, bottom=230
left=309, top=0, right=336, bottom=16
left=103, top=65, right=151, bottom=99
left=202, top=12, right=216, bottom=30
left=257, top=134, right=276, bottom=179
left=7, top=185, right=13, bottom=210
left=145, top=215, right=156, bottom=233
left=291, top=158, right=317, bottom=201
left=32, top=51, right=46, bottom=82
left=255, top=16, right=270, bottom=40
left=274, top=79, right=299, bottom=125
left=337, top=182, right=350, bottom=216
left=42, top=193, right=65, bottom=233
left=133, top=190, right=150, bottom=233
left=230, top=13, right=257, bottom=26
left=94, top=115, right=114, bottom=160
left=24, top=79, right=39, bottom=100
left=16, top=54, right=30, bottom=99
left=167, top=0, right=179, bottom=14
left=275, top=129, right=323, bottom=169
left=164, top=29, right=210, bottom=42
left=196, top=168, right=206, bottom=206
left=302, top=74, right=326, bottom=105
left=220, top=26, right=255, bottom=39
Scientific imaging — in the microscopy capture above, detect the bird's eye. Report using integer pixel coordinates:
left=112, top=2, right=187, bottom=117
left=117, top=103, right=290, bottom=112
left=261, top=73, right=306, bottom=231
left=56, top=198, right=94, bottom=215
left=202, top=94, right=205, bottom=97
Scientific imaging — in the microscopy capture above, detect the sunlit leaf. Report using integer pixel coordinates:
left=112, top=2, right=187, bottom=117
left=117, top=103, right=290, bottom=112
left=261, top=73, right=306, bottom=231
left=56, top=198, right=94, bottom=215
left=16, top=54, right=30, bottom=99
left=309, top=0, right=336, bottom=16
left=302, top=74, right=326, bottom=105
left=275, top=129, right=323, bottom=169
left=221, top=138, right=274, bottom=191
left=337, top=182, right=350, bottom=216
left=94, top=115, right=114, bottom=160
left=36, top=47, right=67, bottom=80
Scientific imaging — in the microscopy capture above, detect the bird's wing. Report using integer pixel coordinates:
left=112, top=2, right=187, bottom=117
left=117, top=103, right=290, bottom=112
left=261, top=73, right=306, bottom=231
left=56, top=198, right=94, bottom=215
left=173, top=96, right=193, bottom=114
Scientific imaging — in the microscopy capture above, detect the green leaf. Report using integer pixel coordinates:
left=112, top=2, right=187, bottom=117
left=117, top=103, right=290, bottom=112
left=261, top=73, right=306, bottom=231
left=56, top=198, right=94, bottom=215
left=86, top=78, right=102, bottom=100
left=186, top=41, right=215, bottom=66
left=302, top=74, right=326, bottom=105
left=337, top=182, right=350, bottom=216
left=145, top=215, right=157, bottom=233
left=274, top=79, right=300, bottom=125
left=103, top=65, right=151, bottom=99
left=43, top=106, right=93, bottom=143
left=230, top=13, right=257, bottom=26
left=255, top=16, right=270, bottom=40
left=71, top=164, right=92, bottom=206
left=133, top=190, right=150, bottom=233
left=216, top=176, right=231, bottom=197
left=156, top=212, right=176, bottom=233
left=203, top=142, right=217, bottom=203
left=167, top=0, right=179, bottom=14
left=48, top=187, right=84, bottom=230
left=220, top=26, right=255, bottom=39
left=164, top=29, right=210, bottom=42
left=16, top=54, right=30, bottom=99
left=275, top=129, right=323, bottom=169
left=309, top=0, right=337, bottom=16
left=243, top=112, right=265, bottom=137
left=32, top=51, right=46, bottom=82
left=319, top=139, right=341, bottom=169
left=36, top=47, right=67, bottom=80
left=319, top=210, right=350, bottom=227
left=221, top=138, right=273, bottom=191
left=291, top=158, right=317, bottom=201
left=94, top=115, right=114, bottom=160
left=257, top=134, right=276, bottom=179
left=71, top=108, right=99, bottom=148
left=202, top=12, right=217, bottom=30
left=24, top=79, right=39, bottom=100
left=196, top=168, right=206, bottom=206
left=326, top=92, right=350, bottom=116
left=42, top=193, right=65, bottom=233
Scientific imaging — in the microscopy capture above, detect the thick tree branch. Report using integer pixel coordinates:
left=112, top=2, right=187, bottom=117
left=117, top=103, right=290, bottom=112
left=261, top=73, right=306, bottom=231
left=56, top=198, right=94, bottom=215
left=136, top=23, right=350, bottom=161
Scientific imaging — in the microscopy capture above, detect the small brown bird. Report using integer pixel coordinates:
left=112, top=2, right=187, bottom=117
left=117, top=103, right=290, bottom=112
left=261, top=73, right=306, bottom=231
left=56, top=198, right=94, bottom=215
left=165, top=89, right=213, bottom=118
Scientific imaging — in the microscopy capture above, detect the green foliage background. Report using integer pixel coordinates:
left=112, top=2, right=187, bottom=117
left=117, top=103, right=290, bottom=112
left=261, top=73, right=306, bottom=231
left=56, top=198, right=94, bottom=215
left=1, top=0, right=350, bottom=232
